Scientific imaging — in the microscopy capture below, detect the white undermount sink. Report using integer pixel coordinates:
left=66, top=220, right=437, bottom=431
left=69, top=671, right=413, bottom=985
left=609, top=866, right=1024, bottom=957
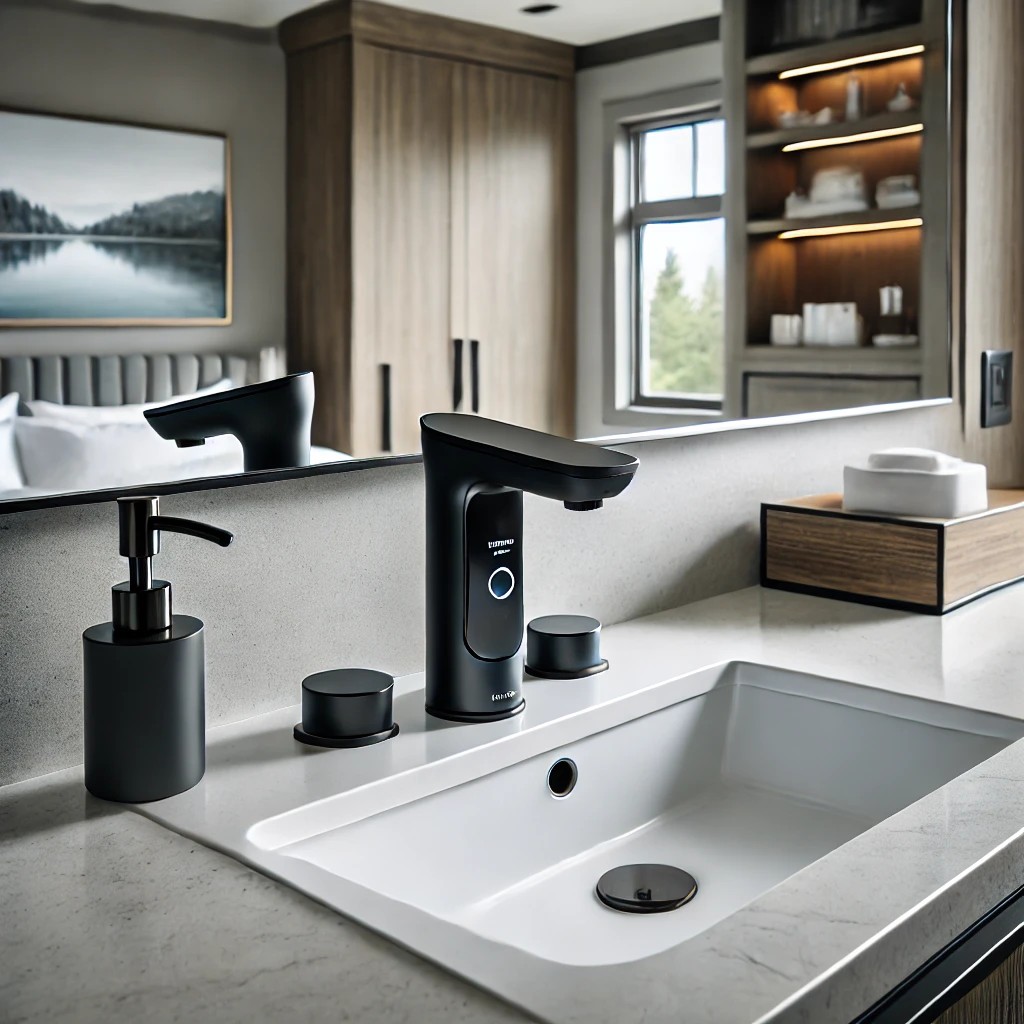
left=143, top=661, right=1024, bottom=1021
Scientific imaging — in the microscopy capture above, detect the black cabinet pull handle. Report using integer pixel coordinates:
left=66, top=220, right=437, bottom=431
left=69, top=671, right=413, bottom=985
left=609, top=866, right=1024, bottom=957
left=470, top=339, right=480, bottom=413
left=452, top=338, right=464, bottom=411
left=380, top=363, right=392, bottom=452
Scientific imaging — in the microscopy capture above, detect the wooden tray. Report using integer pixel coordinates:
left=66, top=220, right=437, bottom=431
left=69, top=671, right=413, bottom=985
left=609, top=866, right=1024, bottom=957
left=760, top=490, right=1024, bottom=614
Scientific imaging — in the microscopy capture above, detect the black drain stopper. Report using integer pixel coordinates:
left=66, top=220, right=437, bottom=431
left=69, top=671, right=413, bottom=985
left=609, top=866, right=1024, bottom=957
left=596, top=864, right=698, bottom=914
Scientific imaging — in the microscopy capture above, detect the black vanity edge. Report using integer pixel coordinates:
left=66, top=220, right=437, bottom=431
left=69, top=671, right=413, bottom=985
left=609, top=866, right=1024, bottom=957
left=0, top=453, right=424, bottom=516
left=851, top=882, right=1024, bottom=1023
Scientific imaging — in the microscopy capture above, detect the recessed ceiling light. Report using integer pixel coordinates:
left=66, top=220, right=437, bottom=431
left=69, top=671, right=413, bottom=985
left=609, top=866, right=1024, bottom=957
left=521, top=3, right=560, bottom=14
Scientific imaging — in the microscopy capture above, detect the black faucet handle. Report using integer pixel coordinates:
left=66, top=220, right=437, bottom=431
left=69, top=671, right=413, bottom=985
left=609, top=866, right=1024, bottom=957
left=150, top=515, right=234, bottom=549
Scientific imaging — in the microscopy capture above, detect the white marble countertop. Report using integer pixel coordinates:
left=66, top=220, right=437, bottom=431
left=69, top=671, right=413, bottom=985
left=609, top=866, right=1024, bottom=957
left=5, top=583, right=1024, bottom=1023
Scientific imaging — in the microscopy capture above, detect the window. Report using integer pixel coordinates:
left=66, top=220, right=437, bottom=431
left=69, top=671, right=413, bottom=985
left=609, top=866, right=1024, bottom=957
left=629, top=114, right=726, bottom=409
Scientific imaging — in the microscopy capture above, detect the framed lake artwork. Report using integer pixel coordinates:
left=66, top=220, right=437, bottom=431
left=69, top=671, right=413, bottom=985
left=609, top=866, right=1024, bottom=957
left=0, top=108, right=231, bottom=326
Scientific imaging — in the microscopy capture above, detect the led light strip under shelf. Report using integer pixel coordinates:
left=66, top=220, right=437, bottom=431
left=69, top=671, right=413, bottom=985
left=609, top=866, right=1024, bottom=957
left=778, top=44, right=925, bottom=79
left=778, top=217, right=923, bottom=239
left=782, top=122, right=923, bottom=151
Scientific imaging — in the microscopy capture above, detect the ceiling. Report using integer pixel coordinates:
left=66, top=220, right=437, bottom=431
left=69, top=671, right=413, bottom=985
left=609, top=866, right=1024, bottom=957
left=70, top=0, right=721, bottom=45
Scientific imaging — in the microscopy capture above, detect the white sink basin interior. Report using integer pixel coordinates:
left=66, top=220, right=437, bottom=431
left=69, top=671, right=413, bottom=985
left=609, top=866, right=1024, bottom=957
left=244, top=663, right=1024, bottom=970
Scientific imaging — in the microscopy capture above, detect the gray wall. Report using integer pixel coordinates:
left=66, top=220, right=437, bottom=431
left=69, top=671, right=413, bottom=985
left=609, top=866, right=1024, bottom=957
left=0, top=3, right=285, bottom=357
left=0, top=401, right=960, bottom=786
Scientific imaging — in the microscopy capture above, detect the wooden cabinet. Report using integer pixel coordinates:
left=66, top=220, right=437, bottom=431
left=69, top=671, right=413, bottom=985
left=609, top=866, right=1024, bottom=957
left=351, top=44, right=456, bottom=457
left=458, top=63, right=575, bottom=438
left=281, top=1, right=575, bottom=457
left=935, top=945, right=1024, bottom=1024
left=723, top=0, right=952, bottom=419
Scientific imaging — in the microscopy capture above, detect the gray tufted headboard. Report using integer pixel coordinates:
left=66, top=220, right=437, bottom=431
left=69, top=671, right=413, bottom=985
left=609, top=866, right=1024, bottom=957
left=0, top=350, right=272, bottom=407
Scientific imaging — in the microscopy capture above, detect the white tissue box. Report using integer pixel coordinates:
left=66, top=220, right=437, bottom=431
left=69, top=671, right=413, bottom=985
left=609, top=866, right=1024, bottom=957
left=843, top=448, right=988, bottom=519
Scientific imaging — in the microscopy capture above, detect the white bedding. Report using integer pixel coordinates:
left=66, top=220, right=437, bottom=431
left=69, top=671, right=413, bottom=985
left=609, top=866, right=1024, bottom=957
left=0, top=443, right=351, bottom=501
left=2, top=374, right=351, bottom=500
left=15, top=417, right=245, bottom=491
left=0, top=392, right=24, bottom=491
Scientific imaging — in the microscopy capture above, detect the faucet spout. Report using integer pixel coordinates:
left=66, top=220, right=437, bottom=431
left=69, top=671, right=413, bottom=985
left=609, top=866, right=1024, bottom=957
left=420, top=413, right=638, bottom=723
left=144, top=372, right=315, bottom=472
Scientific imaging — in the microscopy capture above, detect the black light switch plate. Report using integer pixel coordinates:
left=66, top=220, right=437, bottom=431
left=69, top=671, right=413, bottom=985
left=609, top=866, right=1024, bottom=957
left=981, top=350, right=1013, bottom=428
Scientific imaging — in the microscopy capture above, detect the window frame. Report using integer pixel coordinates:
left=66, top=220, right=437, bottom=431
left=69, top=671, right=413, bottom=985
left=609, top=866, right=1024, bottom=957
left=600, top=82, right=725, bottom=428
left=630, top=110, right=726, bottom=411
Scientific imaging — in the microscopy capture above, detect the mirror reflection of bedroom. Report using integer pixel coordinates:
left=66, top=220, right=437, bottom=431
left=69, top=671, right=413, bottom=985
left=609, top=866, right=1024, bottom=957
left=0, top=0, right=957, bottom=501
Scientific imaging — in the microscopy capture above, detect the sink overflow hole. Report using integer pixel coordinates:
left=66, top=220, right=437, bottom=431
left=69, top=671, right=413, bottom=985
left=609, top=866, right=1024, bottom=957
left=547, top=758, right=577, bottom=797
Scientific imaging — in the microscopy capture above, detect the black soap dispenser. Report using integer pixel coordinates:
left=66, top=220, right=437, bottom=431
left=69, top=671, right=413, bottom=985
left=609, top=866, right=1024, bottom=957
left=83, top=496, right=233, bottom=803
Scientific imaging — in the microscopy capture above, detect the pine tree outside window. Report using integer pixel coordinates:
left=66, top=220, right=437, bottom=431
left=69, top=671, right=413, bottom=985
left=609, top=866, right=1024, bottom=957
left=630, top=115, right=725, bottom=409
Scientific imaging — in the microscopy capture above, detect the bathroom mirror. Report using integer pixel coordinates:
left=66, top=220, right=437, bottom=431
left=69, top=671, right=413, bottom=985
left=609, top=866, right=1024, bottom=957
left=0, top=0, right=959, bottom=509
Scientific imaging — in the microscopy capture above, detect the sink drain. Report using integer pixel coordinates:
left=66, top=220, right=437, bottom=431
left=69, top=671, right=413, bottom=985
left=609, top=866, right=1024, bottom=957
left=596, top=864, right=698, bottom=914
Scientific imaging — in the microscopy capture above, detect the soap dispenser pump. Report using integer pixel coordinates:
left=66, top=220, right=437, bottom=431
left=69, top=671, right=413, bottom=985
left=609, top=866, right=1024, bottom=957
left=83, top=496, right=233, bottom=803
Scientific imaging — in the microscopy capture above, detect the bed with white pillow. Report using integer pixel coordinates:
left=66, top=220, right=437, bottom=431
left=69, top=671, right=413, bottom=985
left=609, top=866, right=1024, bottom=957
left=0, top=391, right=26, bottom=496
left=0, top=350, right=348, bottom=499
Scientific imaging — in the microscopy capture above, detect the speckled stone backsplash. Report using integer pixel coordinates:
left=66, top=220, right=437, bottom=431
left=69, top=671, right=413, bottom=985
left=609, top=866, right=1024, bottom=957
left=0, top=403, right=957, bottom=785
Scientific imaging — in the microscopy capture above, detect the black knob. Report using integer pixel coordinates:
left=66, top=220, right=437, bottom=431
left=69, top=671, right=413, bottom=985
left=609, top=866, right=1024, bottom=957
left=525, top=615, right=609, bottom=679
left=293, top=668, right=399, bottom=748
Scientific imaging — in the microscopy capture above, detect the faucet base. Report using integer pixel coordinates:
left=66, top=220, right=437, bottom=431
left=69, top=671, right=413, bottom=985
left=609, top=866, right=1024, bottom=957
left=425, top=699, right=526, bottom=724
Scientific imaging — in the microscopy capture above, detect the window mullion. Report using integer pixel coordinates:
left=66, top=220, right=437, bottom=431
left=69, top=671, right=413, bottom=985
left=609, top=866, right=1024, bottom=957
left=633, top=196, right=722, bottom=224
left=692, top=126, right=700, bottom=196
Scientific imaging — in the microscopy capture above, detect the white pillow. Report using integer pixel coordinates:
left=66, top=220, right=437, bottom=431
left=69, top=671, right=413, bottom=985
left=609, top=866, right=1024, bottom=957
left=311, top=445, right=352, bottom=463
left=25, top=377, right=235, bottom=425
left=0, top=392, right=26, bottom=490
left=15, top=416, right=243, bottom=491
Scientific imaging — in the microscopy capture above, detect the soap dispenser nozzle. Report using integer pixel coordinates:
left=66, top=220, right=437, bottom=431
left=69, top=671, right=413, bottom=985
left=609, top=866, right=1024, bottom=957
left=114, top=496, right=233, bottom=634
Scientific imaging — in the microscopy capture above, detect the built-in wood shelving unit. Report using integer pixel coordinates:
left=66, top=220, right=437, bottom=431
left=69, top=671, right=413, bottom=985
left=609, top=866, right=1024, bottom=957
left=722, top=0, right=952, bottom=418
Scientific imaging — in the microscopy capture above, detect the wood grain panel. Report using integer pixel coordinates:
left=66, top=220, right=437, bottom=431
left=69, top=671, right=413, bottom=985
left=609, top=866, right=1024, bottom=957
left=935, top=944, right=1024, bottom=1024
left=280, top=0, right=574, bottom=79
left=747, top=237, right=796, bottom=344
left=944, top=501, right=1024, bottom=603
left=764, top=508, right=940, bottom=605
left=462, top=63, right=575, bottom=436
left=794, top=226, right=921, bottom=342
left=746, top=79, right=798, bottom=133
left=798, top=133, right=921, bottom=201
left=798, top=56, right=924, bottom=120
left=352, top=1, right=573, bottom=78
left=746, top=227, right=920, bottom=348
left=961, top=0, right=1024, bottom=485
left=283, top=10, right=576, bottom=453
left=747, top=60, right=924, bottom=135
left=746, top=150, right=798, bottom=220
left=285, top=40, right=354, bottom=453
left=351, top=43, right=455, bottom=456
left=764, top=490, right=1024, bottom=612
left=278, top=2, right=351, bottom=54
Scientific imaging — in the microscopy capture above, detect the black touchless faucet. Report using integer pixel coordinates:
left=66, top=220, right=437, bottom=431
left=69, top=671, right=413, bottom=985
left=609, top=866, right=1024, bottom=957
left=420, top=413, right=639, bottom=722
left=144, top=372, right=315, bottom=472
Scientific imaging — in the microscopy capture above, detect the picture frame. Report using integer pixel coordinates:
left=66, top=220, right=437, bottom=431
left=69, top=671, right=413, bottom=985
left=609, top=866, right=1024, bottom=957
left=0, top=107, right=232, bottom=327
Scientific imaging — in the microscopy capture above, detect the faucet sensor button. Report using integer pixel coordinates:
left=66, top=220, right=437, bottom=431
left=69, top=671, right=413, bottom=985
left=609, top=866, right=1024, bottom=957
left=487, top=566, right=515, bottom=600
